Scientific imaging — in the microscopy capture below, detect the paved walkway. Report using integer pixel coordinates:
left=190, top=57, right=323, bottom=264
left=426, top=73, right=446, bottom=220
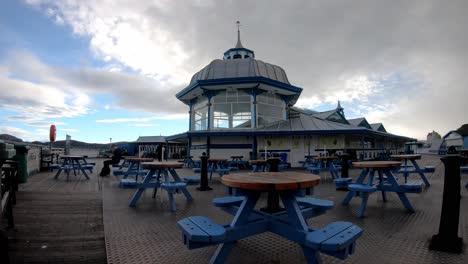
left=7, top=155, right=468, bottom=263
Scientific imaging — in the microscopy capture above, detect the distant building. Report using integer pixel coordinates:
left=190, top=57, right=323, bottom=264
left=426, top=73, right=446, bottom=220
left=135, top=136, right=186, bottom=159
left=166, top=27, right=412, bottom=165
left=442, top=124, right=468, bottom=152
left=426, top=130, right=441, bottom=143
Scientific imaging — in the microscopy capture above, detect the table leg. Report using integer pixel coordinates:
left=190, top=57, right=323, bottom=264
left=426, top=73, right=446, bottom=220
left=169, top=169, right=193, bottom=201
left=123, top=162, right=136, bottom=179
left=343, top=169, right=369, bottom=205
left=411, top=159, right=430, bottom=187
left=75, top=160, right=89, bottom=179
left=377, top=170, right=387, bottom=202
left=210, top=193, right=260, bottom=264
left=403, top=159, right=409, bottom=183
left=384, top=171, right=415, bottom=212
left=129, top=169, right=157, bottom=207
left=280, top=192, right=324, bottom=263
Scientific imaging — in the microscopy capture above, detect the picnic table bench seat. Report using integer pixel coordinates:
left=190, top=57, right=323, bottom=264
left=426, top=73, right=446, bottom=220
left=183, top=176, right=201, bottom=185
left=120, top=179, right=160, bottom=189
left=347, top=184, right=377, bottom=193
left=334, top=178, right=352, bottom=189
left=212, top=196, right=245, bottom=207
left=296, top=197, right=334, bottom=211
left=401, top=182, right=423, bottom=193
left=177, top=216, right=226, bottom=249
left=306, top=221, right=363, bottom=260
left=424, top=166, right=435, bottom=173
left=113, top=169, right=125, bottom=176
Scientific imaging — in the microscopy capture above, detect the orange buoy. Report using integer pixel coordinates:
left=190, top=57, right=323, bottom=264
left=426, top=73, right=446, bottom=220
left=49, top=125, right=56, bottom=142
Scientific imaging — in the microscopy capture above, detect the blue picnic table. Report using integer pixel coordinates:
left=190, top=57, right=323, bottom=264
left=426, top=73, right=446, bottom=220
left=306, top=156, right=340, bottom=179
left=126, top=162, right=193, bottom=211
left=391, top=154, right=431, bottom=187
left=177, top=172, right=363, bottom=264
left=117, top=157, right=153, bottom=184
left=54, top=155, right=90, bottom=181
left=343, top=161, right=423, bottom=218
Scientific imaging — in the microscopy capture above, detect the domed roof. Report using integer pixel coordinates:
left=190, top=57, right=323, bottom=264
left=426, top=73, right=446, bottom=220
left=189, top=58, right=290, bottom=85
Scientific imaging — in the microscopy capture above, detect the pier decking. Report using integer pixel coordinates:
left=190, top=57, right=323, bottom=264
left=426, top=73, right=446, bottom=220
left=7, top=155, right=468, bottom=263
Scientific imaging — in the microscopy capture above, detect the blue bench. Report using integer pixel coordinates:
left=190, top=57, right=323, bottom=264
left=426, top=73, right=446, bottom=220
left=192, top=168, right=201, bottom=173
left=183, top=176, right=201, bottom=185
left=120, top=179, right=138, bottom=188
left=161, top=182, right=189, bottom=212
left=216, top=168, right=230, bottom=176
left=212, top=196, right=245, bottom=207
left=306, top=221, right=363, bottom=260
left=424, top=166, right=435, bottom=173
left=296, top=197, right=334, bottom=210
left=177, top=216, right=226, bottom=249
left=401, top=182, right=423, bottom=193
left=113, top=169, right=125, bottom=176
left=347, top=184, right=377, bottom=218
left=334, top=178, right=352, bottom=189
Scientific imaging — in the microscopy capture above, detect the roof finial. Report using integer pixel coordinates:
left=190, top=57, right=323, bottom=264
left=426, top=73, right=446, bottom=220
left=235, top=20, right=244, bottom=48
left=337, top=100, right=343, bottom=110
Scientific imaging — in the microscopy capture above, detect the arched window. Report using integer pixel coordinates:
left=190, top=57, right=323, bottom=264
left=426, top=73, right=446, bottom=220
left=244, top=55, right=250, bottom=59
left=233, top=54, right=242, bottom=59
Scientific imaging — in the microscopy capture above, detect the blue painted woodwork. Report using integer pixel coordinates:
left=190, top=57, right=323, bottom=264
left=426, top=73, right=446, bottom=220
left=183, top=176, right=201, bottom=185
left=177, top=216, right=226, bottom=249
left=334, top=178, right=352, bottom=189
left=343, top=167, right=418, bottom=218
left=178, top=189, right=362, bottom=264
left=161, top=182, right=189, bottom=212
left=401, top=182, right=423, bottom=193
left=296, top=197, right=334, bottom=210
left=212, top=196, right=245, bottom=207
left=424, top=166, right=435, bottom=173
left=306, top=221, right=362, bottom=259
left=128, top=167, right=193, bottom=211
left=54, top=157, right=90, bottom=181
left=393, top=157, right=431, bottom=187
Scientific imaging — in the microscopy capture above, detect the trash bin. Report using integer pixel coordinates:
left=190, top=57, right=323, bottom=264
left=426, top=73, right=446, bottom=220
left=14, top=144, right=30, bottom=183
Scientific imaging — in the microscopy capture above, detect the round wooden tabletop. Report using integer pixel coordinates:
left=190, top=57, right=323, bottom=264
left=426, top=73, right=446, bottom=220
left=391, top=154, right=421, bottom=160
left=222, top=172, right=321, bottom=191
left=124, top=157, right=154, bottom=162
left=352, top=161, right=402, bottom=168
left=208, top=158, right=227, bottom=162
left=314, top=156, right=337, bottom=160
left=61, top=155, right=83, bottom=159
left=140, top=162, right=184, bottom=169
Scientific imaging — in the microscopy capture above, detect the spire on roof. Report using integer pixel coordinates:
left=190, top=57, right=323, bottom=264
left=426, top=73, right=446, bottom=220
left=337, top=100, right=343, bottom=110
left=235, top=21, right=244, bottom=48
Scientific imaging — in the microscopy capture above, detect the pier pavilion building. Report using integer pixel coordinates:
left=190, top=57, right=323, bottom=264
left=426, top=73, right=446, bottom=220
left=167, top=29, right=411, bottom=166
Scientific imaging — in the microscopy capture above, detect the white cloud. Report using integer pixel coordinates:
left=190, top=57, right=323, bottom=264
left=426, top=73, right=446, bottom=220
left=130, top=123, right=157, bottom=127
left=0, top=126, right=34, bottom=141
left=19, top=0, right=468, bottom=139
left=96, top=114, right=186, bottom=123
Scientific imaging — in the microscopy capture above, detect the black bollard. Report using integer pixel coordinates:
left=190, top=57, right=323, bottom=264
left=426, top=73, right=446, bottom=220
left=339, top=153, right=350, bottom=178
left=197, top=154, right=212, bottom=191
left=429, top=154, right=463, bottom=253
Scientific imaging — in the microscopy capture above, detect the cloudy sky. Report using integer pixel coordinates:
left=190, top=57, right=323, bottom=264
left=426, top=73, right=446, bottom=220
left=0, top=0, right=466, bottom=143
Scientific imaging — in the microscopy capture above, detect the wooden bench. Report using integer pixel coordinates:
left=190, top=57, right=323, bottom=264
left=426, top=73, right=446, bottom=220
left=401, top=182, right=423, bottom=193
left=183, top=176, right=201, bottom=185
left=306, top=221, right=363, bottom=260
left=347, top=184, right=377, bottom=218
left=296, top=197, right=334, bottom=210
left=212, top=196, right=245, bottom=207
left=424, top=166, right=435, bottom=173
left=177, top=216, right=226, bottom=249
left=161, top=182, right=189, bottom=212
left=334, top=178, right=352, bottom=189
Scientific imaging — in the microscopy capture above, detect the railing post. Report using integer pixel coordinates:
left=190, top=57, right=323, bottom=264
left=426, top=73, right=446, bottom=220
left=197, top=154, right=212, bottom=191
left=429, top=154, right=463, bottom=253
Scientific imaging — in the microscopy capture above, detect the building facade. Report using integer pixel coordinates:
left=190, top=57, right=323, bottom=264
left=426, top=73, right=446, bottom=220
left=168, top=29, right=411, bottom=166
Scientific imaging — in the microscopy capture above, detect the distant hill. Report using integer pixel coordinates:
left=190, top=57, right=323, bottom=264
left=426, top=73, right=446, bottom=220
left=0, top=134, right=23, bottom=142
